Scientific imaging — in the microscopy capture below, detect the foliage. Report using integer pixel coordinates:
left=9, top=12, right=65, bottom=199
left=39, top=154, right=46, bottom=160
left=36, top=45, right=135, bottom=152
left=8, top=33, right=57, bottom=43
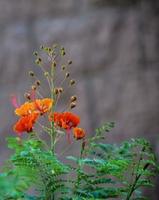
left=0, top=45, right=158, bottom=200
left=65, top=125, right=157, bottom=200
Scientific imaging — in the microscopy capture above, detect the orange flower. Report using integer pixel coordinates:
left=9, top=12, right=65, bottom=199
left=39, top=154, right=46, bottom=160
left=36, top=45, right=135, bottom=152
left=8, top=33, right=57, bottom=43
left=15, top=102, right=35, bottom=116
left=73, top=127, right=86, bottom=140
left=51, top=112, right=80, bottom=130
left=34, top=98, right=53, bottom=115
left=14, top=113, right=39, bottom=134
left=15, top=98, right=53, bottom=116
left=52, top=112, right=63, bottom=127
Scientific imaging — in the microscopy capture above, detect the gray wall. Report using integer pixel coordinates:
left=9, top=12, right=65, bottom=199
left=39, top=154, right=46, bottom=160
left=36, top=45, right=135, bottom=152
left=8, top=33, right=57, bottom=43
left=0, top=0, right=159, bottom=198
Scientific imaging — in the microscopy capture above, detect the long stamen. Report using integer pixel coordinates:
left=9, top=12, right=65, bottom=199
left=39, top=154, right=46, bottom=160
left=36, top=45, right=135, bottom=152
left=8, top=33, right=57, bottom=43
left=11, top=94, right=19, bottom=108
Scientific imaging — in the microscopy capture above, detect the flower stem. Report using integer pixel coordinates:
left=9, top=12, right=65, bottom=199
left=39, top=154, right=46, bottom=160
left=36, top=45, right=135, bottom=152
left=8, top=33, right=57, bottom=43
left=49, top=55, right=56, bottom=200
left=50, top=60, right=55, bottom=154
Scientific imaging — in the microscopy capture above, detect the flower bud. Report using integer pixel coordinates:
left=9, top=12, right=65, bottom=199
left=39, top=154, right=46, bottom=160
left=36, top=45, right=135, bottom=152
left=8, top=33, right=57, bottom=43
left=73, top=128, right=86, bottom=140
left=65, top=72, right=70, bottom=78
left=70, top=102, right=76, bottom=109
left=29, top=71, right=34, bottom=77
left=32, top=85, right=37, bottom=91
left=70, top=96, right=77, bottom=102
left=33, top=51, right=38, bottom=56
left=44, top=47, right=49, bottom=52
left=38, top=57, right=42, bottom=62
left=68, top=60, right=72, bottom=65
left=35, top=57, right=42, bottom=65
left=61, top=48, right=66, bottom=56
left=44, top=72, right=49, bottom=77
left=52, top=61, right=56, bottom=67
left=58, top=87, right=63, bottom=93
left=40, top=45, right=44, bottom=50
left=61, top=65, right=66, bottom=70
left=70, top=79, right=75, bottom=85
left=54, top=88, right=59, bottom=95
left=35, top=80, right=40, bottom=86
left=24, top=93, right=31, bottom=100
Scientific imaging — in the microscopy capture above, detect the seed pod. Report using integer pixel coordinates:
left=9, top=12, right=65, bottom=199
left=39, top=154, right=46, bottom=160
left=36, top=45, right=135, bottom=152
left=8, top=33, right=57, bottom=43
left=70, top=102, right=76, bottom=109
left=65, top=72, right=70, bottom=78
left=29, top=71, right=34, bottom=77
left=68, top=60, right=72, bottom=65
left=70, top=79, right=75, bottom=85
left=35, top=80, right=40, bottom=86
left=70, top=96, right=77, bottom=102
left=24, top=93, right=31, bottom=100
left=32, top=85, right=37, bottom=91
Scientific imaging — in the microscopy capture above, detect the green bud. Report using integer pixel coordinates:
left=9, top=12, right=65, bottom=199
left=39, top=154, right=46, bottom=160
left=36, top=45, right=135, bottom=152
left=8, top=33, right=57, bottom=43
left=52, top=61, right=56, bottom=67
left=40, top=45, right=44, bottom=50
left=44, top=72, right=49, bottom=77
left=70, top=79, right=75, bottom=85
left=29, top=71, right=34, bottom=77
left=61, top=65, right=66, bottom=70
left=33, top=51, right=38, bottom=56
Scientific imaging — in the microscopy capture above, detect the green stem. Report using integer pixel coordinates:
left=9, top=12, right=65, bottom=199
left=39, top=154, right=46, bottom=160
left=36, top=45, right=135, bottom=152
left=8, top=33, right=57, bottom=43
left=50, top=57, right=55, bottom=154
left=126, top=162, right=150, bottom=200
left=74, top=142, right=84, bottom=196
left=126, top=147, right=146, bottom=200
left=50, top=54, right=56, bottom=200
left=126, top=176, right=139, bottom=200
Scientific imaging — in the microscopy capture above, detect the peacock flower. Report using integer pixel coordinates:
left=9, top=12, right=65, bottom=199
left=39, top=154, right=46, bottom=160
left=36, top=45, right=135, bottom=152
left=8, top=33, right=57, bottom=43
left=15, top=98, right=53, bottom=117
left=13, top=113, right=39, bottom=134
left=15, top=102, right=35, bottom=116
left=50, top=112, right=80, bottom=130
left=73, top=127, right=86, bottom=140
left=34, top=98, right=53, bottom=115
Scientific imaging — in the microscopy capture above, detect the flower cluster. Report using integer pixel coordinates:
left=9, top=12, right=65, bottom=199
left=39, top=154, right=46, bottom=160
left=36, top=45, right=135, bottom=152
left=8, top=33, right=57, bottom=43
left=14, top=98, right=53, bottom=134
left=13, top=44, right=86, bottom=142
left=49, top=112, right=85, bottom=139
left=14, top=99, right=85, bottom=140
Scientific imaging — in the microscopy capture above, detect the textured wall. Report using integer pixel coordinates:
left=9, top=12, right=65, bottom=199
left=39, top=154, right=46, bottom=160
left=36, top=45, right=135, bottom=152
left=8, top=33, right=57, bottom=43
left=0, top=0, right=159, bottom=198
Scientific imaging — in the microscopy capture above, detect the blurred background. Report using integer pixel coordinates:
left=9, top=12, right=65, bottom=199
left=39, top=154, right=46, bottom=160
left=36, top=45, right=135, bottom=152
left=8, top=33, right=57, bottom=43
left=0, top=0, right=159, bottom=199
